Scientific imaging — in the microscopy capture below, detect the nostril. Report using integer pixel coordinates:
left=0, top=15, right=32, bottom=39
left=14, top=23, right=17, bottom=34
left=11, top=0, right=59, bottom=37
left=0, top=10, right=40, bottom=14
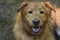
left=33, top=19, right=40, bottom=25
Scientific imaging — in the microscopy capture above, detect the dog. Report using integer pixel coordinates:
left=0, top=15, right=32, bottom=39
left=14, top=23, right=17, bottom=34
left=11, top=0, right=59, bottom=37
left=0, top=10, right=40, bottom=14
left=51, top=6, right=60, bottom=40
left=55, top=8, right=60, bottom=37
left=13, top=2, right=56, bottom=40
left=46, top=2, right=60, bottom=40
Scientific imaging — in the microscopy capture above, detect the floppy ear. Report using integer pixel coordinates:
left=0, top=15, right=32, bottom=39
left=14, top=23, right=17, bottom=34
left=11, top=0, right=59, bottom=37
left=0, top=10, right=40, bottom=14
left=44, top=2, right=56, bottom=13
left=17, top=2, right=28, bottom=12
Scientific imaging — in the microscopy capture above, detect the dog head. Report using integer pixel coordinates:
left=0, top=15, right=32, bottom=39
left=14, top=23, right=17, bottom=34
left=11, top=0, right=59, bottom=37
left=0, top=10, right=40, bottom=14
left=17, top=2, right=55, bottom=35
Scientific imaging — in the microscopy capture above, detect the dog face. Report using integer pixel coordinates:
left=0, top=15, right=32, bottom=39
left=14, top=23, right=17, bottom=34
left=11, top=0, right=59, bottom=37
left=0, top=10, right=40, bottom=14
left=18, top=2, right=55, bottom=35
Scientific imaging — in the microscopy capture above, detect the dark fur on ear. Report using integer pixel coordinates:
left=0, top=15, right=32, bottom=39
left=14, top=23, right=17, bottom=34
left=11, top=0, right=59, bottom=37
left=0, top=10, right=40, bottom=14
left=17, top=2, right=28, bottom=12
left=44, top=2, right=56, bottom=13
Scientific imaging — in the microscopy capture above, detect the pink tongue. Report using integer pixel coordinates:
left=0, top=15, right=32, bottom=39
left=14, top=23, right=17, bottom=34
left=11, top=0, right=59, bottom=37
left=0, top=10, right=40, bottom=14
left=32, top=28, right=40, bottom=33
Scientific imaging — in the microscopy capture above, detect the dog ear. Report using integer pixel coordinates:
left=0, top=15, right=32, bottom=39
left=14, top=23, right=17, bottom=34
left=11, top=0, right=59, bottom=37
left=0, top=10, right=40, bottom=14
left=44, top=2, right=56, bottom=13
left=17, top=2, right=28, bottom=12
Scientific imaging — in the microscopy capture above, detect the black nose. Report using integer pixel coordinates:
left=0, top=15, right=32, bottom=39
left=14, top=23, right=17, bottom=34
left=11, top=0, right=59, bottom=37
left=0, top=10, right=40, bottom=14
left=33, top=19, right=40, bottom=25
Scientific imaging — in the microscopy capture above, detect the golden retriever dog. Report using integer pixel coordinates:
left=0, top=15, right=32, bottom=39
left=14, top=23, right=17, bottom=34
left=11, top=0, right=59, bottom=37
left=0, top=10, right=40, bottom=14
left=55, top=8, right=60, bottom=36
left=51, top=6, right=60, bottom=38
left=46, top=2, right=60, bottom=39
left=51, top=6, right=60, bottom=40
left=13, top=2, right=56, bottom=40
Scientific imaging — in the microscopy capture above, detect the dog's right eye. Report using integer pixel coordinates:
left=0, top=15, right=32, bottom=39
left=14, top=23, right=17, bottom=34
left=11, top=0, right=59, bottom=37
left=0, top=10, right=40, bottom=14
left=28, top=11, right=32, bottom=14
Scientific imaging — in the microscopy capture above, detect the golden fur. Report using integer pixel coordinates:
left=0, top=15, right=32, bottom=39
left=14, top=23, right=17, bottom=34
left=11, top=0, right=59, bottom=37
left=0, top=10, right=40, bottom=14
left=13, top=2, right=55, bottom=40
left=50, top=5, right=60, bottom=28
left=55, top=7, right=60, bottom=28
left=51, top=6, right=60, bottom=36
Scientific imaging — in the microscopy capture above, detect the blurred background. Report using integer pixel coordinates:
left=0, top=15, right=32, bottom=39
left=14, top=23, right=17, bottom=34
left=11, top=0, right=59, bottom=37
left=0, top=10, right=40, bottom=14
left=0, top=0, right=60, bottom=40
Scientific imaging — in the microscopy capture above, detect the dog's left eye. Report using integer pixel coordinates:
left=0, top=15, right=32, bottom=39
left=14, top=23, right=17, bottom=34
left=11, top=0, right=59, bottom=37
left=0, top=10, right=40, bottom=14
left=28, top=11, right=32, bottom=14
left=40, top=11, right=44, bottom=14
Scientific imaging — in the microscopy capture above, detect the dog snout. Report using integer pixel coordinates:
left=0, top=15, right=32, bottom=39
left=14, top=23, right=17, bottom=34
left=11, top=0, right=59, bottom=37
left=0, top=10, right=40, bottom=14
left=33, top=18, right=40, bottom=25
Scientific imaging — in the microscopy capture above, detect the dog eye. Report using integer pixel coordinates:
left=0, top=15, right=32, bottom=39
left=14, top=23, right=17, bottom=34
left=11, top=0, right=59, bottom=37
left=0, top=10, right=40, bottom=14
left=28, top=11, right=32, bottom=14
left=40, top=11, right=44, bottom=14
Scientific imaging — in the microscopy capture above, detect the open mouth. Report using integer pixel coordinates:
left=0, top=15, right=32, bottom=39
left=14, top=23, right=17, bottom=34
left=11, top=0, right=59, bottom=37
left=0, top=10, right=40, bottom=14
left=31, top=26, right=40, bottom=33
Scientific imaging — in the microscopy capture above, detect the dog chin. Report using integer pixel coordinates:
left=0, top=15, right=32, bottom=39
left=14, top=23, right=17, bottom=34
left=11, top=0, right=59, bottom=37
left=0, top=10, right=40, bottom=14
left=30, top=26, right=41, bottom=35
